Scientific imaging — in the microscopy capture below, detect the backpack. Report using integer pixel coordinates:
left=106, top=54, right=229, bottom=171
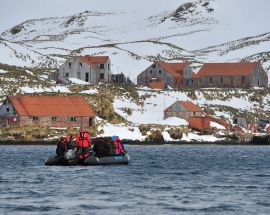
left=93, top=137, right=116, bottom=157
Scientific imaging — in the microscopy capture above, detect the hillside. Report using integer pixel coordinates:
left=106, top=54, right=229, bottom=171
left=0, top=61, right=269, bottom=141
left=0, top=0, right=269, bottom=141
left=0, top=0, right=270, bottom=83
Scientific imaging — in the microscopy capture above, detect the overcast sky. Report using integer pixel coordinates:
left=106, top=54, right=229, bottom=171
left=0, top=0, right=182, bottom=32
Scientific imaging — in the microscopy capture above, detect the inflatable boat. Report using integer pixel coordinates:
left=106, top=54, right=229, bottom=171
left=45, top=151, right=130, bottom=166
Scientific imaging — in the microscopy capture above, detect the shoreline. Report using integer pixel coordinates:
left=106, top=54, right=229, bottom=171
left=0, top=139, right=269, bottom=146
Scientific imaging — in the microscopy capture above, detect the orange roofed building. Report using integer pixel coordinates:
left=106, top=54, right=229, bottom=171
left=189, top=116, right=229, bottom=132
left=0, top=96, right=95, bottom=128
left=192, top=62, right=268, bottom=88
left=137, top=61, right=193, bottom=89
left=164, top=101, right=203, bottom=120
left=57, top=55, right=111, bottom=84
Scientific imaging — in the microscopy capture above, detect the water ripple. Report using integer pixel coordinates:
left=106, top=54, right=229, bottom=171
left=1, top=145, right=270, bottom=214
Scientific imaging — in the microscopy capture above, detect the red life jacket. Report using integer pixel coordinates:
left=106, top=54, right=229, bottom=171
left=76, top=131, right=91, bottom=159
left=64, top=135, right=70, bottom=142
left=114, top=140, right=125, bottom=154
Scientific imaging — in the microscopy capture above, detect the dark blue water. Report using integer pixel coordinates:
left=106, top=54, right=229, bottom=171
left=1, top=145, right=270, bottom=215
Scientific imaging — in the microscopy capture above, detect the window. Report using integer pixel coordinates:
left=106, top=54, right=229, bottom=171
left=6, top=108, right=9, bottom=112
left=85, top=73, right=89, bottom=82
left=65, top=73, right=69, bottom=77
left=89, top=118, right=93, bottom=126
left=100, top=73, right=104, bottom=79
left=186, top=80, right=189, bottom=85
left=209, top=77, right=213, bottom=83
left=152, top=64, right=156, bottom=68
left=221, top=77, right=223, bottom=83
left=69, top=117, right=77, bottom=122
left=52, top=117, right=57, bottom=122
left=33, top=116, right=39, bottom=123
left=242, top=76, right=245, bottom=84
left=108, top=64, right=110, bottom=70
left=69, top=62, right=71, bottom=68
left=159, top=70, right=161, bottom=74
left=150, top=70, right=152, bottom=74
left=80, top=62, right=82, bottom=68
left=100, top=64, right=104, bottom=69
left=193, top=112, right=196, bottom=116
left=191, top=80, right=194, bottom=85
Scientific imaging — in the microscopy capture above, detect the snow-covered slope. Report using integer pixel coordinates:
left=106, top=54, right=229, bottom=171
left=0, top=0, right=270, bottom=83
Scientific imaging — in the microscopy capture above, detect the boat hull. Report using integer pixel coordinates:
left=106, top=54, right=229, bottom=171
left=45, top=154, right=130, bottom=166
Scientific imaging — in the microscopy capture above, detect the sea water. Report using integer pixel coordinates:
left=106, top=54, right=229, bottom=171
left=0, top=145, right=270, bottom=215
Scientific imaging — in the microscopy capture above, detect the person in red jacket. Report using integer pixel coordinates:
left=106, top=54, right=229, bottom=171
left=76, top=130, right=91, bottom=159
left=112, top=136, right=125, bottom=155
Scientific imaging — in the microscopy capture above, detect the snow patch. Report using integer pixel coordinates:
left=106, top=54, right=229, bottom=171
left=69, top=78, right=90, bottom=85
left=210, top=121, right=225, bottom=130
left=0, top=69, right=8, bottom=74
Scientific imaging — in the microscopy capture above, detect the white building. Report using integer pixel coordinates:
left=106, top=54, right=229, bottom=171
left=57, top=56, right=111, bottom=84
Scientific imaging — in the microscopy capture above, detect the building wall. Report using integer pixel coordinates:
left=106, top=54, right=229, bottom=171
left=196, top=75, right=251, bottom=88
left=137, top=63, right=174, bottom=88
left=0, top=98, right=16, bottom=116
left=183, top=65, right=193, bottom=88
left=137, top=63, right=192, bottom=89
left=0, top=98, right=19, bottom=126
left=192, top=63, right=269, bottom=88
left=164, top=102, right=202, bottom=120
left=18, top=116, right=95, bottom=128
left=111, top=73, right=129, bottom=84
left=58, top=56, right=112, bottom=83
left=95, top=58, right=111, bottom=82
left=189, top=116, right=211, bottom=132
left=251, top=65, right=268, bottom=87
left=233, top=117, right=247, bottom=128
left=164, top=111, right=201, bottom=120
left=58, top=57, right=97, bottom=83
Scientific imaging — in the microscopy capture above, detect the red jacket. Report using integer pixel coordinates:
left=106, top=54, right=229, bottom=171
left=76, top=131, right=91, bottom=148
left=113, top=137, right=125, bottom=154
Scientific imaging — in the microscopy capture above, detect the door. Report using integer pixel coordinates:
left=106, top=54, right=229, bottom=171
left=85, top=73, right=89, bottom=82
left=89, top=118, right=93, bottom=126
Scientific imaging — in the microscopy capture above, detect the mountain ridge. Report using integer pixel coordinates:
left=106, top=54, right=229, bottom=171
left=0, top=0, right=269, bottom=82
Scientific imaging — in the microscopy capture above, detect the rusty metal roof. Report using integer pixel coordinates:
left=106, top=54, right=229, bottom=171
left=180, top=101, right=202, bottom=112
left=9, top=96, right=95, bottom=117
left=157, top=62, right=187, bottom=79
left=80, top=56, right=109, bottom=67
left=196, top=62, right=258, bottom=77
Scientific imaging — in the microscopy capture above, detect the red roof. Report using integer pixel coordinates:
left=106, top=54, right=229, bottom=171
left=9, top=96, right=95, bottom=117
left=165, top=101, right=202, bottom=113
left=80, top=56, right=109, bottom=67
left=148, top=79, right=166, bottom=89
left=180, top=101, right=202, bottom=112
left=196, top=62, right=257, bottom=77
left=157, top=62, right=187, bottom=79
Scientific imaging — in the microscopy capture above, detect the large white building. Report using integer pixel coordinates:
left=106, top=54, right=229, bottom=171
left=57, top=56, right=111, bottom=84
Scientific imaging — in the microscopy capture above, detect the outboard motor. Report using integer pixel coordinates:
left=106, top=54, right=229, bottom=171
left=63, top=149, right=77, bottom=165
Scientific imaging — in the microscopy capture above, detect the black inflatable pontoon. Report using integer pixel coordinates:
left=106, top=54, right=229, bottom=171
left=45, top=153, right=130, bottom=166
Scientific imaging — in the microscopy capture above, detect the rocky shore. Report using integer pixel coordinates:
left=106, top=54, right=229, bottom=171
left=0, top=135, right=269, bottom=145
